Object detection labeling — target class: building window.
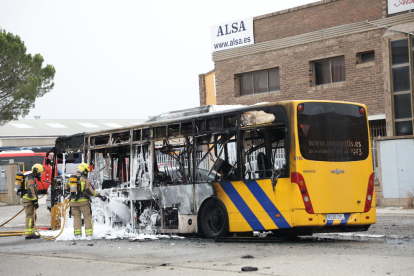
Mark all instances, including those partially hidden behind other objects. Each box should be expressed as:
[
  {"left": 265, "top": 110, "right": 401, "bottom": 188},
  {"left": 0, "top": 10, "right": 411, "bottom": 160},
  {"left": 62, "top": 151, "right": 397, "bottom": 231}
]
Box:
[
  {"left": 356, "top": 50, "right": 375, "bottom": 64},
  {"left": 390, "top": 38, "right": 413, "bottom": 136},
  {"left": 239, "top": 68, "right": 280, "bottom": 96},
  {"left": 313, "top": 56, "right": 345, "bottom": 85}
]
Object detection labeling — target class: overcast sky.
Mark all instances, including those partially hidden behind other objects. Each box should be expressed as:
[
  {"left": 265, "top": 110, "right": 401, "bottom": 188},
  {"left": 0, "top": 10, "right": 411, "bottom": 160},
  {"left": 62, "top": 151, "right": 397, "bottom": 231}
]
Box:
[{"left": 0, "top": 0, "right": 317, "bottom": 120}]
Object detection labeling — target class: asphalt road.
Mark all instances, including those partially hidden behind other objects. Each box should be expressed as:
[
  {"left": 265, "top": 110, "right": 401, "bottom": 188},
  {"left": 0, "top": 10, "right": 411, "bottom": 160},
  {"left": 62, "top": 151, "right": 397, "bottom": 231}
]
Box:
[{"left": 1, "top": 199, "right": 413, "bottom": 276}]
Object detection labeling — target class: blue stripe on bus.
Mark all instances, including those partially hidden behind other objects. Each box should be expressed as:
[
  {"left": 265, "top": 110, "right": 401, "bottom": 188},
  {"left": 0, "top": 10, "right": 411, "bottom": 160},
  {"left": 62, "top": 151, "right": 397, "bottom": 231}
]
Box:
[
  {"left": 220, "top": 182, "right": 265, "bottom": 231},
  {"left": 325, "top": 214, "right": 351, "bottom": 226},
  {"left": 244, "top": 180, "right": 291, "bottom": 229},
  {"left": 339, "top": 214, "right": 351, "bottom": 225}
]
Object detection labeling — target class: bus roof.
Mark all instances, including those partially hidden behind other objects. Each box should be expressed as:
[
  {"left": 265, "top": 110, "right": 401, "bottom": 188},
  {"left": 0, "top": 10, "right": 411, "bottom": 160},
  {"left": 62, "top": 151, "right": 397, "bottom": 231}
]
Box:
[
  {"left": 81, "top": 100, "right": 365, "bottom": 136},
  {"left": 54, "top": 100, "right": 367, "bottom": 153}
]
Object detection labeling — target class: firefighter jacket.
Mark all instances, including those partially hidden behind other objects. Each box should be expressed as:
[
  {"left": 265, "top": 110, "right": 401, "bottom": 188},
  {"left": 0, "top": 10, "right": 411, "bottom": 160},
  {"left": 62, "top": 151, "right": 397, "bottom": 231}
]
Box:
[
  {"left": 22, "top": 174, "right": 38, "bottom": 201},
  {"left": 65, "top": 174, "right": 98, "bottom": 207}
]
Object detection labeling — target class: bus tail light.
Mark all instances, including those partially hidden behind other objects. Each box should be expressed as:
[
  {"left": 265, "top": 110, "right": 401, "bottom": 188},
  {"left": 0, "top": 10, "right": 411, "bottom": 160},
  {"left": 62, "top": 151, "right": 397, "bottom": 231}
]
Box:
[
  {"left": 364, "top": 173, "right": 375, "bottom": 212},
  {"left": 291, "top": 172, "right": 314, "bottom": 214}
]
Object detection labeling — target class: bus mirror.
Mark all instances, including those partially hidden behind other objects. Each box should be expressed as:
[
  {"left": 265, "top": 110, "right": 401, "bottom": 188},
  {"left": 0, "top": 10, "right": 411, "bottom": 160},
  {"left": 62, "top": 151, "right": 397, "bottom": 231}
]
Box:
[{"left": 45, "top": 158, "right": 52, "bottom": 165}]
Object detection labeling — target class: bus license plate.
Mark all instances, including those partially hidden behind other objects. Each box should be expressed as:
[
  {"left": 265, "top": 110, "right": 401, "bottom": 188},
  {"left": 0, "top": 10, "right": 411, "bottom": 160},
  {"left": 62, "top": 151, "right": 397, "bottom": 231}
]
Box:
[{"left": 326, "top": 214, "right": 345, "bottom": 221}]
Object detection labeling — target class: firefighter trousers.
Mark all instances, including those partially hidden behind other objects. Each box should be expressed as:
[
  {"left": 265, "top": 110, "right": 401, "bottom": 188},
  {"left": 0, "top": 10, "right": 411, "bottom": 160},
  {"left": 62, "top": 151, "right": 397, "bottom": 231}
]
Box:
[
  {"left": 71, "top": 202, "right": 93, "bottom": 237},
  {"left": 22, "top": 199, "right": 35, "bottom": 237}
]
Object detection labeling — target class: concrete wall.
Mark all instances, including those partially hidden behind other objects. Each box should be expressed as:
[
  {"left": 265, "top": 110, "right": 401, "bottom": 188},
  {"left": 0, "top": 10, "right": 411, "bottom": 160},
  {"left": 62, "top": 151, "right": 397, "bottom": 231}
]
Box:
[
  {"left": 199, "top": 70, "right": 217, "bottom": 106},
  {"left": 205, "top": 71, "right": 216, "bottom": 105},
  {"left": 0, "top": 164, "right": 21, "bottom": 205}
]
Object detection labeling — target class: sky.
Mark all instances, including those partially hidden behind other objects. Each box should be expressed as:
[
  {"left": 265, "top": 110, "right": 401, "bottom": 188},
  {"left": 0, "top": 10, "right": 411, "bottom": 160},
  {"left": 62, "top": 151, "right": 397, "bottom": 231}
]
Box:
[{"left": 0, "top": 0, "right": 317, "bottom": 120}]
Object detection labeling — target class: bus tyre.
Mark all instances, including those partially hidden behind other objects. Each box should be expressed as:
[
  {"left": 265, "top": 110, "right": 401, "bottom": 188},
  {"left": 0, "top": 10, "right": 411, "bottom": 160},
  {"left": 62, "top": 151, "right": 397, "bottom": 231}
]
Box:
[{"left": 200, "top": 199, "right": 228, "bottom": 239}]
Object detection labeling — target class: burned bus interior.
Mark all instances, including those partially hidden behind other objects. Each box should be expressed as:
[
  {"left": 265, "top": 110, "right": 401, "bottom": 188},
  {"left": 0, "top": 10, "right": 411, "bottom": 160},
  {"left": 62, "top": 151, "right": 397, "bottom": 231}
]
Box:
[{"left": 52, "top": 104, "right": 290, "bottom": 233}]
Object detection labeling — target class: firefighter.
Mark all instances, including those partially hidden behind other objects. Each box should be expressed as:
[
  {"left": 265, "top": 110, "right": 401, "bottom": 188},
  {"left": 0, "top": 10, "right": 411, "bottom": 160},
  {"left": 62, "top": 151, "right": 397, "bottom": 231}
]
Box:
[
  {"left": 23, "top": 163, "right": 44, "bottom": 239},
  {"left": 65, "top": 163, "right": 106, "bottom": 239}
]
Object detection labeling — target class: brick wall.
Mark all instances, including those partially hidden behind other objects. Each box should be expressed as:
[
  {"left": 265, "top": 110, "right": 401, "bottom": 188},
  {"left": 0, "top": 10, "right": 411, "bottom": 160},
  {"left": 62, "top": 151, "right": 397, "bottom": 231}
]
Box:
[
  {"left": 214, "top": 29, "right": 385, "bottom": 116},
  {"left": 254, "top": 0, "right": 385, "bottom": 44},
  {"left": 199, "top": 74, "right": 207, "bottom": 106}
]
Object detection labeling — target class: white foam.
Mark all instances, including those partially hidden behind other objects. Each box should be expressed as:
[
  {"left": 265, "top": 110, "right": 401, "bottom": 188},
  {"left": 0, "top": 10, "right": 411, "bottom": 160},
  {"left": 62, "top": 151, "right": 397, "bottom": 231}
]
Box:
[
  {"left": 107, "top": 200, "right": 131, "bottom": 223},
  {"left": 39, "top": 197, "right": 184, "bottom": 241},
  {"left": 38, "top": 222, "right": 182, "bottom": 241}
]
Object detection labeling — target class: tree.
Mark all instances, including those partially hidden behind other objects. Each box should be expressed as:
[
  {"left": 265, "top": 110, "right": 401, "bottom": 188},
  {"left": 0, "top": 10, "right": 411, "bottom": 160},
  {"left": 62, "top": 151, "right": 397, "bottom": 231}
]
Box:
[{"left": 0, "top": 28, "right": 56, "bottom": 125}]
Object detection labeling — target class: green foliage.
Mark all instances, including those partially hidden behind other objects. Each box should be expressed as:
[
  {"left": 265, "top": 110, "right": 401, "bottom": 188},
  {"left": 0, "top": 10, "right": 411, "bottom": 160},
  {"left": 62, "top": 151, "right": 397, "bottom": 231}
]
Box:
[{"left": 0, "top": 28, "right": 55, "bottom": 125}]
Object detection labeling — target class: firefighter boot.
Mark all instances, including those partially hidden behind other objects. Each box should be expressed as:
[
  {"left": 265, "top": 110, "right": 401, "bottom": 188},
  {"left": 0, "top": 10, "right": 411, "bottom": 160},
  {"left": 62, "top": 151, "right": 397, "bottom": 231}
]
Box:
[{"left": 25, "top": 234, "right": 40, "bottom": 239}]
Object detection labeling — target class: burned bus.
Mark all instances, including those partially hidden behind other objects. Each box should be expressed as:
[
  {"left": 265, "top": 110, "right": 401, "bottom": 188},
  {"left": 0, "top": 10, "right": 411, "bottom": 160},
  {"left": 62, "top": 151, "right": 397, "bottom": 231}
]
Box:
[{"left": 51, "top": 101, "right": 375, "bottom": 238}]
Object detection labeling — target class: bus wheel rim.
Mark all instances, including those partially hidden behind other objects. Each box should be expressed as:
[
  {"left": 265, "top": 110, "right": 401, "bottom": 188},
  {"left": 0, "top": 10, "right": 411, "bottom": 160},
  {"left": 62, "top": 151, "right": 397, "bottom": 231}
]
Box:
[{"left": 207, "top": 206, "right": 224, "bottom": 233}]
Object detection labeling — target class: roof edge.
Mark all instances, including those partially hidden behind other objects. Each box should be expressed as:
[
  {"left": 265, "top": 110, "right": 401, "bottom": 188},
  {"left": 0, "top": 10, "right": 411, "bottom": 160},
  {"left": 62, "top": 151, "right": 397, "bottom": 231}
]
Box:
[{"left": 254, "top": 0, "right": 338, "bottom": 21}]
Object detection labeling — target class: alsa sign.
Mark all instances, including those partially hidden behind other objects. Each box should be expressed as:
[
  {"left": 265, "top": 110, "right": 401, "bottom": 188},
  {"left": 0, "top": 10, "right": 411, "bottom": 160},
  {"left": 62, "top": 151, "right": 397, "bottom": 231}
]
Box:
[
  {"left": 388, "top": 0, "right": 414, "bottom": 14},
  {"left": 211, "top": 17, "right": 254, "bottom": 52}
]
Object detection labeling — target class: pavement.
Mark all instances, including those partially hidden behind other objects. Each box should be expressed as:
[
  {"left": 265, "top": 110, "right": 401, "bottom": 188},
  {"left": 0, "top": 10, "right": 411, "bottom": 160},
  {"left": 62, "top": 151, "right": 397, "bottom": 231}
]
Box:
[
  {"left": 376, "top": 206, "right": 414, "bottom": 214},
  {"left": 0, "top": 194, "right": 50, "bottom": 229},
  {"left": 1, "top": 196, "right": 413, "bottom": 231}
]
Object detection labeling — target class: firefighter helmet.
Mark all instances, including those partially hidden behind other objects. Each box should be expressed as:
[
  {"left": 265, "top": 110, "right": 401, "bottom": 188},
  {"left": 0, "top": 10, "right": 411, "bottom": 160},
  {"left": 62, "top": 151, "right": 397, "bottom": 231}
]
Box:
[
  {"left": 77, "top": 163, "right": 90, "bottom": 175},
  {"left": 32, "top": 163, "right": 45, "bottom": 174}
]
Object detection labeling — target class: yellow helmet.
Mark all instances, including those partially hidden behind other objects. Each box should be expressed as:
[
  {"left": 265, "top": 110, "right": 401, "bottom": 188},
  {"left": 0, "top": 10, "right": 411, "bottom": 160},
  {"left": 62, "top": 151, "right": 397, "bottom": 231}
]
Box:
[
  {"left": 77, "top": 163, "right": 90, "bottom": 174},
  {"left": 32, "top": 163, "right": 45, "bottom": 174}
]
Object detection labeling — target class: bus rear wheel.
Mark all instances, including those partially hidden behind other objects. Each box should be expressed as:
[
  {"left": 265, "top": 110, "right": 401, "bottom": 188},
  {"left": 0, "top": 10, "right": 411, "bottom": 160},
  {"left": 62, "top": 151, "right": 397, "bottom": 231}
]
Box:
[{"left": 200, "top": 199, "right": 228, "bottom": 238}]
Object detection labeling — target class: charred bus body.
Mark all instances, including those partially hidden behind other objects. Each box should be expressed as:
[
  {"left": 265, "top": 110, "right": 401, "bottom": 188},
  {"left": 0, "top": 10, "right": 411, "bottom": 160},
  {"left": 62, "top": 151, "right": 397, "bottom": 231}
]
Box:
[{"left": 52, "top": 101, "right": 375, "bottom": 238}]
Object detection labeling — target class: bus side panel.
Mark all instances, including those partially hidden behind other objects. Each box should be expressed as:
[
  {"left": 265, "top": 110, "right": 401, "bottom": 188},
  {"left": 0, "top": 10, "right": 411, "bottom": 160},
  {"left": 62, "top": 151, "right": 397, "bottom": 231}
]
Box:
[
  {"left": 213, "top": 180, "right": 292, "bottom": 232},
  {"left": 289, "top": 177, "right": 308, "bottom": 211},
  {"left": 272, "top": 178, "right": 293, "bottom": 227},
  {"left": 360, "top": 207, "right": 376, "bottom": 225},
  {"left": 213, "top": 182, "right": 253, "bottom": 232},
  {"left": 292, "top": 210, "right": 322, "bottom": 227}
]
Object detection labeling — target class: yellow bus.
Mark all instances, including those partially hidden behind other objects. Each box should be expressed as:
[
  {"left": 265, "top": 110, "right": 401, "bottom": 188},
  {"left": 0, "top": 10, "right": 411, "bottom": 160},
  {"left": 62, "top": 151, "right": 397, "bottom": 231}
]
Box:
[{"left": 53, "top": 100, "right": 375, "bottom": 238}]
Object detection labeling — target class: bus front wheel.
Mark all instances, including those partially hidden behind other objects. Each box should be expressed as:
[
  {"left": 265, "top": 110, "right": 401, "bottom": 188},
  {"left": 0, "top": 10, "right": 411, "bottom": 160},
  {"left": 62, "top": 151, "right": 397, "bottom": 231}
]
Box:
[{"left": 200, "top": 199, "right": 228, "bottom": 238}]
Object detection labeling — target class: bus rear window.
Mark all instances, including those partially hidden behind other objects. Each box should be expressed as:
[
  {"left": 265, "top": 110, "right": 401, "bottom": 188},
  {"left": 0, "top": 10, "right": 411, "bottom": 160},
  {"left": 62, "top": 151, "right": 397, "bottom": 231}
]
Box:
[
  {"left": 0, "top": 156, "right": 45, "bottom": 171},
  {"left": 297, "top": 102, "right": 369, "bottom": 162}
]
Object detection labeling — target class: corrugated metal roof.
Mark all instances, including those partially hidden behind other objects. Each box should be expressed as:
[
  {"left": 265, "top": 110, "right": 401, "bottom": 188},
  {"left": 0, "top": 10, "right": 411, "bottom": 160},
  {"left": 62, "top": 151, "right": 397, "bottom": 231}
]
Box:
[{"left": 0, "top": 119, "right": 145, "bottom": 137}]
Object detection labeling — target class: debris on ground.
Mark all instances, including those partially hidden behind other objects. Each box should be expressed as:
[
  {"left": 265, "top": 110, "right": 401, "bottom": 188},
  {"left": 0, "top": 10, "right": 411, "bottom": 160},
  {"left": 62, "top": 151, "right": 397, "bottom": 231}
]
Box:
[{"left": 241, "top": 266, "right": 258, "bottom": 272}]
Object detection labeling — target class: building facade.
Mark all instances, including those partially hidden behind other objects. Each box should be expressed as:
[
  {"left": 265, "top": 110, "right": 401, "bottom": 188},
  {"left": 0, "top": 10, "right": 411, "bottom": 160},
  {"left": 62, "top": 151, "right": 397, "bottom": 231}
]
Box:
[{"left": 200, "top": 0, "right": 414, "bottom": 138}]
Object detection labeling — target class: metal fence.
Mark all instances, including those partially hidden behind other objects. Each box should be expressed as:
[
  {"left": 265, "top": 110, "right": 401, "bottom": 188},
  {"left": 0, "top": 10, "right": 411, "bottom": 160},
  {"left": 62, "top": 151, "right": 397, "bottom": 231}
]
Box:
[{"left": 370, "top": 120, "right": 386, "bottom": 181}]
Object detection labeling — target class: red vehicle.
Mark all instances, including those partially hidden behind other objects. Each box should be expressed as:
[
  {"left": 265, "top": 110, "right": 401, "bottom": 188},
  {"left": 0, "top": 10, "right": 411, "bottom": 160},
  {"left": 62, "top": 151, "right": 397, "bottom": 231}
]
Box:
[{"left": 0, "top": 150, "right": 54, "bottom": 191}]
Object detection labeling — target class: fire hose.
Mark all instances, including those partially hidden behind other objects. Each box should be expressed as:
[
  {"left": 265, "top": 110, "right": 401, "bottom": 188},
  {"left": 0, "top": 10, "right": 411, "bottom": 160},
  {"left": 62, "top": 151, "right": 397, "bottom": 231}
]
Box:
[
  {"left": 0, "top": 200, "right": 69, "bottom": 239},
  {"left": 34, "top": 200, "right": 70, "bottom": 240},
  {"left": 0, "top": 208, "right": 25, "bottom": 237}
]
